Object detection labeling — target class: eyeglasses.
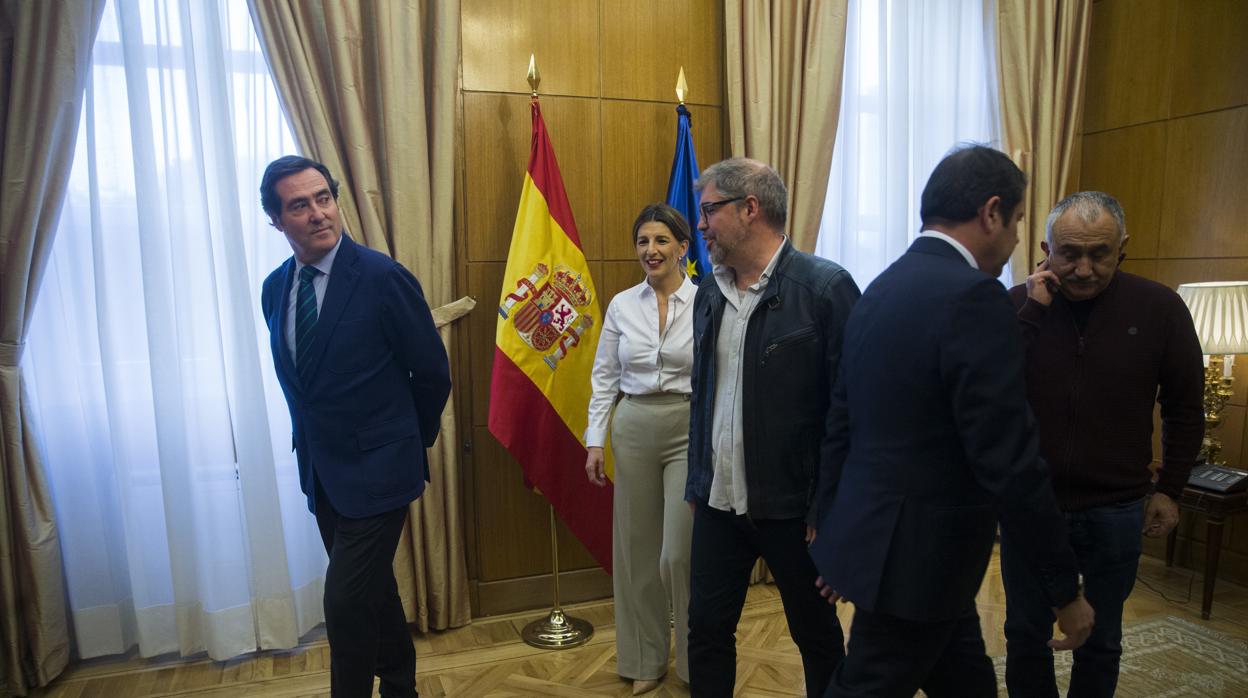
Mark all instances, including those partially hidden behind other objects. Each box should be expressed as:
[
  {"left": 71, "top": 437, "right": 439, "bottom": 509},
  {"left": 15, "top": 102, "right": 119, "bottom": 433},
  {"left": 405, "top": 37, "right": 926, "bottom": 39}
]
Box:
[{"left": 699, "top": 196, "right": 745, "bottom": 220}]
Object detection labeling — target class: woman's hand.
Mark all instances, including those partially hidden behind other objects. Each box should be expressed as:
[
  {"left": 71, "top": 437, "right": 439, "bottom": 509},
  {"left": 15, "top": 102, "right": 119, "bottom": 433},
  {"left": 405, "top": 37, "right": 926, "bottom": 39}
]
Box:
[{"left": 585, "top": 447, "right": 607, "bottom": 486}]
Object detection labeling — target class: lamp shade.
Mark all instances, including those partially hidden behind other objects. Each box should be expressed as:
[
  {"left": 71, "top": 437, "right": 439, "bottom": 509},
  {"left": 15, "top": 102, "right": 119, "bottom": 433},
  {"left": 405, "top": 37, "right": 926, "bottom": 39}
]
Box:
[{"left": 1178, "top": 281, "right": 1248, "bottom": 354}]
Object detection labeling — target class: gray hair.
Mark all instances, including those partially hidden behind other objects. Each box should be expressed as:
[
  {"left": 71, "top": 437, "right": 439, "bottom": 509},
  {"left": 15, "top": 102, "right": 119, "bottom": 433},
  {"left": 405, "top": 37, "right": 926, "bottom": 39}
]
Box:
[
  {"left": 1045, "top": 191, "right": 1126, "bottom": 242},
  {"left": 696, "top": 157, "right": 788, "bottom": 228}
]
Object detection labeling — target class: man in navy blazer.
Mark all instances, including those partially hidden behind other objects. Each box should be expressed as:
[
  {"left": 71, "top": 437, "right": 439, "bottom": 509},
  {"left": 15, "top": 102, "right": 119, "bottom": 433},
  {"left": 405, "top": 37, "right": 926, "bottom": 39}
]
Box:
[
  {"left": 810, "top": 146, "right": 1094, "bottom": 697},
  {"left": 259, "top": 155, "right": 450, "bottom": 698}
]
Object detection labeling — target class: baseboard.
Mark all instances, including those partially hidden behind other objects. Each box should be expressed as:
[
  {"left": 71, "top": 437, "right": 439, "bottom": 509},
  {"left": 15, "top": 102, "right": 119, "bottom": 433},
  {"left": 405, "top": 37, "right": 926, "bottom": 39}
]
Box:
[{"left": 471, "top": 568, "right": 613, "bottom": 618}]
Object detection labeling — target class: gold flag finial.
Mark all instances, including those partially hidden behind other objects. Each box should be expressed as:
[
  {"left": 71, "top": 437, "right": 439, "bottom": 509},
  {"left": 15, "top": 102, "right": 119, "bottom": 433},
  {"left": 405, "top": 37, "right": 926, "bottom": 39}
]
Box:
[
  {"left": 675, "top": 66, "right": 688, "bottom": 104},
  {"left": 527, "top": 54, "right": 541, "bottom": 96}
]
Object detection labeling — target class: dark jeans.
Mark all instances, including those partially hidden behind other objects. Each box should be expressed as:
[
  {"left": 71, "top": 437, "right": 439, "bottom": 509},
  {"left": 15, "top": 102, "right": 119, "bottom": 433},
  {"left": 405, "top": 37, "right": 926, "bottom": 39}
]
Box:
[
  {"left": 1001, "top": 496, "right": 1146, "bottom": 698},
  {"left": 824, "top": 604, "right": 996, "bottom": 698},
  {"left": 315, "top": 480, "right": 416, "bottom": 698},
  {"left": 688, "top": 504, "right": 844, "bottom": 697}
]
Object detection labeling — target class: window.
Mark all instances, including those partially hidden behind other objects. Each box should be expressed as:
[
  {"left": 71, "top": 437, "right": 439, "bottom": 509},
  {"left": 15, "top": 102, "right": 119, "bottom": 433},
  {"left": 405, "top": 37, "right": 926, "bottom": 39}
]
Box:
[
  {"left": 816, "top": 0, "right": 1004, "bottom": 288},
  {"left": 27, "top": 0, "right": 322, "bottom": 660}
]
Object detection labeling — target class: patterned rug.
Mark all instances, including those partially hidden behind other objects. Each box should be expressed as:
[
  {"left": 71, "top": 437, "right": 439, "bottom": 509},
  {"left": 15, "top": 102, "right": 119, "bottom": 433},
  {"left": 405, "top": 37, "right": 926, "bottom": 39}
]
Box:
[{"left": 992, "top": 616, "right": 1248, "bottom": 697}]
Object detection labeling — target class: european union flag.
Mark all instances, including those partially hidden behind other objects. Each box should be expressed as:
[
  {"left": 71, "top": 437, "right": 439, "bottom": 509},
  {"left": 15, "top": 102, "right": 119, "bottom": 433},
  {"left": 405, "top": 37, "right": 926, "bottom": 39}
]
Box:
[{"left": 665, "top": 104, "right": 709, "bottom": 283}]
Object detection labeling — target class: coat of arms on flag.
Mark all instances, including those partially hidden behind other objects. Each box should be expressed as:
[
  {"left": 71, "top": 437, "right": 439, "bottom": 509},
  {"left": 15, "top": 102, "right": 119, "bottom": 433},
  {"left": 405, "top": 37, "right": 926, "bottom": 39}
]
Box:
[{"left": 499, "top": 263, "right": 595, "bottom": 369}]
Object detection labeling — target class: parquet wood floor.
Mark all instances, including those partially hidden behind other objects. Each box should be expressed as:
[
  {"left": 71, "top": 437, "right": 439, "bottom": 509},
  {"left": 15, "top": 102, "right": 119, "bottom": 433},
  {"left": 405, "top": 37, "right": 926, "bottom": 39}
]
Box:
[{"left": 29, "top": 549, "right": 1248, "bottom": 697}]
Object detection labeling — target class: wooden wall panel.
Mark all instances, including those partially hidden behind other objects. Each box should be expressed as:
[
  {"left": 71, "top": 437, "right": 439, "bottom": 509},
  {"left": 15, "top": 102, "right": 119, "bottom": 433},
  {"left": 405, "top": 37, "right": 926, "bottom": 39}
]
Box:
[
  {"left": 1151, "top": 259, "right": 1248, "bottom": 292},
  {"left": 1078, "top": 122, "right": 1166, "bottom": 259},
  {"left": 1117, "top": 258, "right": 1157, "bottom": 280},
  {"left": 1169, "top": 0, "right": 1248, "bottom": 118},
  {"left": 600, "top": 101, "right": 725, "bottom": 260},
  {"left": 601, "top": 0, "right": 724, "bottom": 105},
  {"left": 1082, "top": 0, "right": 1175, "bottom": 133},
  {"left": 466, "top": 262, "right": 504, "bottom": 428},
  {"left": 1218, "top": 405, "right": 1245, "bottom": 472},
  {"left": 600, "top": 260, "right": 646, "bottom": 305},
  {"left": 1156, "top": 108, "right": 1248, "bottom": 259},
  {"left": 470, "top": 426, "right": 598, "bottom": 582},
  {"left": 461, "top": 0, "right": 600, "bottom": 96},
  {"left": 463, "top": 93, "right": 604, "bottom": 263},
  {"left": 471, "top": 425, "right": 555, "bottom": 580}
]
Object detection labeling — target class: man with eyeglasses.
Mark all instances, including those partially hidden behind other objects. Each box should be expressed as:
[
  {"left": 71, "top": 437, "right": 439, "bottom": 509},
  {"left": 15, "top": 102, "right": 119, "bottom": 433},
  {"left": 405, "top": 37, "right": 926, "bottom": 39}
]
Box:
[
  {"left": 684, "top": 157, "right": 860, "bottom": 697},
  {"left": 1001, "top": 191, "right": 1203, "bottom": 698}
]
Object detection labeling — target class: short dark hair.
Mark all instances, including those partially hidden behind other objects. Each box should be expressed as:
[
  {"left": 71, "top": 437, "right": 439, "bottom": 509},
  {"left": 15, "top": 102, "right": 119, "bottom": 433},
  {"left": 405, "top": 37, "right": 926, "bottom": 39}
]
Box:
[
  {"left": 919, "top": 145, "right": 1026, "bottom": 228},
  {"left": 260, "top": 155, "right": 340, "bottom": 219},
  {"left": 631, "top": 203, "right": 692, "bottom": 245}
]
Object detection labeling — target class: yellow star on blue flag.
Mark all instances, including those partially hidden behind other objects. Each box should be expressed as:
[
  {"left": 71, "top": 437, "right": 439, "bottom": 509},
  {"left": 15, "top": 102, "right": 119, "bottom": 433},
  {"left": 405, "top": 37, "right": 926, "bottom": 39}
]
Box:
[{"left": 665, "top": 104, "right": 709, "bottom": 283}]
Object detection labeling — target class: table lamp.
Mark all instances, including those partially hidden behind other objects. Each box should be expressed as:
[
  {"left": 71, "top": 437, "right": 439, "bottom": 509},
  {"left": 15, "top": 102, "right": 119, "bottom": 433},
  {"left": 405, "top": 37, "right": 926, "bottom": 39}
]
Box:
[{"left": 1178, "top": 281, "right": 1248, "bottom": 466}]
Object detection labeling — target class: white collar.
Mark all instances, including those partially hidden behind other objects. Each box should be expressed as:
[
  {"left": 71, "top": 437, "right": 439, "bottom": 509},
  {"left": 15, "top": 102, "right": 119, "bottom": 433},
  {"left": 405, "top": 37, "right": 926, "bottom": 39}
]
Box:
[
  {"left": 918, "top": 230, "right": 977, "bottom": 269},
  {"left": 294, "top": 233, "right": 344, "bottom": 277}
]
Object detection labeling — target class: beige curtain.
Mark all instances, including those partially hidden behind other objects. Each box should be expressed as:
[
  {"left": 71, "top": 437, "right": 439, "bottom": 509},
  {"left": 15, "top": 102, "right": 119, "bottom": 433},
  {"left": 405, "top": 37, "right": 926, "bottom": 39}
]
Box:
[
  {"left": 996, "top": 0, "right": 1093, "bottom": 284},
  {"left": 0, "top": 0, "right": 105, "bottom": 694},
  {"left": 724, "top": 0, "right": 850, "bottom": 252},
  {"left": 247, "top": 0, "right": 471, "bottom": 631}
]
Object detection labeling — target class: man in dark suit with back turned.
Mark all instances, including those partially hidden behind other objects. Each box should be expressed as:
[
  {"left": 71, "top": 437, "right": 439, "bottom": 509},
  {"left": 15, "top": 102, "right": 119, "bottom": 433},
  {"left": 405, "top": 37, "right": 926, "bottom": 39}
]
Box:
[
  {"left": 810, "top": 145, "right": 1094, "bottom": 697},
  {"left": 259, "top": 155, "right": 451, "bottom": 698}
]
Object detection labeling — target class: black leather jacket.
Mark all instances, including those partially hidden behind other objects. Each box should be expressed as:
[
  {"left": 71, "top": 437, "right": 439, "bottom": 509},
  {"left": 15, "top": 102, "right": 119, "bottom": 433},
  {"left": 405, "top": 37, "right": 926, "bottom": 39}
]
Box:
[{"left": 685, "top": 243, "right": 860, "bottom": 520}]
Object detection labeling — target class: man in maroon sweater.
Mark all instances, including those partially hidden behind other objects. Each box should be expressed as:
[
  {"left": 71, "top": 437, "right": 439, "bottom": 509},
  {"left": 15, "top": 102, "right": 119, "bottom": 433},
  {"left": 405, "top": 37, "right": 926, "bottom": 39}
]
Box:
[{"left": 1003, "top": 191, "right": 1205, "bottom": 697}]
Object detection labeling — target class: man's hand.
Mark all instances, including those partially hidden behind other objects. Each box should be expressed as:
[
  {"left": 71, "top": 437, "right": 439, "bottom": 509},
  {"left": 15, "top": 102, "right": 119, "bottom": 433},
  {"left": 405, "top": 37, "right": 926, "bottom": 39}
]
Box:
[
  {"left": 1026, "top": 258, "right": 1061, "bottom": 306},
  {"left": 805, "top": 525, "right": 817, "bottom": 544},
  {"left": 1143, "top": 492, "right": 1180, "bottom": 538},
  {"left": 584, "top": 447, "right": 607, "bottom": 487},
  {"left": 1049, "top": 594, "right": 1095, "bottom": 650},
  {"left": 815, "top": 576, "right": 842, "bottom": 606}
]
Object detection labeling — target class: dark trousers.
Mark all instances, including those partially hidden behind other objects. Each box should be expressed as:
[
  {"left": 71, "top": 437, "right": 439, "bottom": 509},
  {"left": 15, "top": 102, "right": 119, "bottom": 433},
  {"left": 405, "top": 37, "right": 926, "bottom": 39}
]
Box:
[
  {"left": 687, "top": 504, "right": 844, "bottom": 697},
  {"left": 1001, "top": 496, "right": 1146, "bottom": 698},
  {"left": 824, "top": 604, "right": 996, "bottom": 697},
  {"left": 314, "top": 480, "right": 416, "bottom": 698}
]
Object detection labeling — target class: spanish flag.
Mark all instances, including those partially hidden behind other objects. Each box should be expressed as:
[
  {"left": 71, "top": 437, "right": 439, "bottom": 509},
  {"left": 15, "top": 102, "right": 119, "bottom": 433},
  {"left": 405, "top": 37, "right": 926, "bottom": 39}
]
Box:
[{"left": 488, "top": 98, "right": 612, "bottom": 572}]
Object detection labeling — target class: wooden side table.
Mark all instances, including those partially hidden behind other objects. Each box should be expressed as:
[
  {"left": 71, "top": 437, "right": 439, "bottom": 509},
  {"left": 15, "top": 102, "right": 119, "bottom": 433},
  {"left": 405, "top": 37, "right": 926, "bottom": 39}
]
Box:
[{"left": 1164, "top": 487, "right": 1248, "bottom": 619}]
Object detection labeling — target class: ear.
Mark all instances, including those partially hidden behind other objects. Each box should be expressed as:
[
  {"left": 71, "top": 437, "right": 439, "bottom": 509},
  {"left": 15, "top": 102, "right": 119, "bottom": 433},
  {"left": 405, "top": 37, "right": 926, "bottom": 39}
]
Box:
[
  {"left": 269, "top": 215, "right": 284, "bottom": 232},
  {"left": 743, "top": 195, "right": 761, "bottom": 221},
  {"left": 1040, "top": 239, "right": 1051, "bottom": 257},
  {"left": 679, "top": 239, "right": 690, "bottom": 257},
  {"left": 979, "top": 196, "right": 1003, "bottom": 229}
]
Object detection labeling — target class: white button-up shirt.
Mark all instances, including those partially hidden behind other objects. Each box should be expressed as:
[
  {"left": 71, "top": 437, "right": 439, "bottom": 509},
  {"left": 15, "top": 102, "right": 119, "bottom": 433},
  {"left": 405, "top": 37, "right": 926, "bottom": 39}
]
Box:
[
  {"left": 584, "top": 276, "right": 697, "bottom": 447},
  {"left": 707, "top": 238, "right": 787, "bottom": 514}
]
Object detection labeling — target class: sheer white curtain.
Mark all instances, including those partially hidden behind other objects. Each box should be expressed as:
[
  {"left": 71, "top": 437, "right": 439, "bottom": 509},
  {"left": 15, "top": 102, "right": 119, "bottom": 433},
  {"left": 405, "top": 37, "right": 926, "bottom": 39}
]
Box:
[
  {"left": 25, "top": 0, "right": 326, "bottom": 661},
  {"left": 816, "top": 0, "right": 1003, "bottom": 288}
]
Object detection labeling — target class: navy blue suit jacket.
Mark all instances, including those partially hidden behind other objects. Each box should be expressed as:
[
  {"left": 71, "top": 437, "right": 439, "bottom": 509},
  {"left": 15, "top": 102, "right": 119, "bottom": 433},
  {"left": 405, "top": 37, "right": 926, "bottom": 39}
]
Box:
[
  {"left": 261, "top": 235, "right": 451, "bottom": 518},
  {"left": 810, "top": 236, "right": 1078, "bottom": 622}
]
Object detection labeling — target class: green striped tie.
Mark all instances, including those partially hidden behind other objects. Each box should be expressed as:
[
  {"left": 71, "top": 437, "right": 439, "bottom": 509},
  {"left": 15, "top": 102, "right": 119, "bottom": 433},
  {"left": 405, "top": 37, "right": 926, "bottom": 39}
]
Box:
[{"left": 295, "top": 265, "right": 320, "bottom": 383}]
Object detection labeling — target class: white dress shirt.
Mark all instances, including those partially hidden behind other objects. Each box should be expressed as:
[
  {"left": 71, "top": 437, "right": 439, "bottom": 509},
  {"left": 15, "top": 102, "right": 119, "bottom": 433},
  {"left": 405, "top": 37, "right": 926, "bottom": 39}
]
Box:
[
  {"left": 585, "top": 276, "right": 697, "bottom": 447},
  {"left": 918, "top": 230, "right": 978, "bottom": 269},
  {"left": 707, "top": 238, "right": 787, "bottom": 514},
  {"left": 284, "top": 234, "right": 343, "bottom": 361}
]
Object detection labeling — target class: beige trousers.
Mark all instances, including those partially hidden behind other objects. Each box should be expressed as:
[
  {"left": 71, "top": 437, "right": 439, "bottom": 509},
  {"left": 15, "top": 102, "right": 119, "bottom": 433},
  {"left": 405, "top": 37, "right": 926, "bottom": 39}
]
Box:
[{"left": 610, "top": 392, "right": 693, "bottom": 682}]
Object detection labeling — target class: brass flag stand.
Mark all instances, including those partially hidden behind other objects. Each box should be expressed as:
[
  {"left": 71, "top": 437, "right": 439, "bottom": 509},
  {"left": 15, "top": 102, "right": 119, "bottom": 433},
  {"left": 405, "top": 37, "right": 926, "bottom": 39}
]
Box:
[
  {"left": 519, "top": 55, "right": 592, "bottom": 650},
  {"left": 521, "top": 504, "right": 594, "bottom": 649}
]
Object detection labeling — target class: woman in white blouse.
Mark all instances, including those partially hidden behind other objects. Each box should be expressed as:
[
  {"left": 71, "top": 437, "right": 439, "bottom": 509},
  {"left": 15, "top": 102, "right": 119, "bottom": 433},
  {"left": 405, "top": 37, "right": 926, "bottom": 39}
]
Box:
[{"left": 585, "top": 203, "right": 696, "bottom": 695}]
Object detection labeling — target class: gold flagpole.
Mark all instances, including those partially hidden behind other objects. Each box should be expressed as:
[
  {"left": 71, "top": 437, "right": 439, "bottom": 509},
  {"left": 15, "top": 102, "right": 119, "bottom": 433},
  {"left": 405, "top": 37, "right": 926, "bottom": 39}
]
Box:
[
  {"left": 518, "top": 53, "right": 593, "bottom": 651},
  {"left": 522, "top": 504, "right": 593, "bottom": 648}
]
